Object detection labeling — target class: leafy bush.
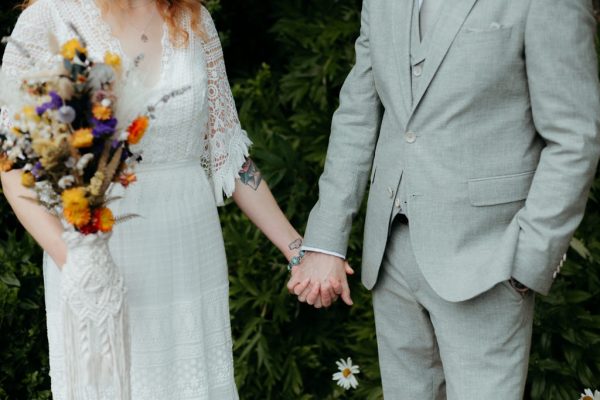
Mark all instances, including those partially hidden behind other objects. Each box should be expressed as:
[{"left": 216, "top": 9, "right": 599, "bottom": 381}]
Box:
[{"left": 0, "top": 1, "right": 599, "bottom": 399}]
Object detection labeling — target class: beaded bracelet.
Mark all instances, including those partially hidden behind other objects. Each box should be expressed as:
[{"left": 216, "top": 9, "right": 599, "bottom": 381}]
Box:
[{"left": 287, "top": 250, "right": 306, "bottom": 272}]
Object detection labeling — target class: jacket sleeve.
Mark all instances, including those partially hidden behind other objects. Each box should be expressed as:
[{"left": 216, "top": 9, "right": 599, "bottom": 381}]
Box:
[
  {"left": 303, "top": 0, "right": 383, "bottom": 257},
  {"left": 512, "top": 0, "right": 600, "bottom": 294}
]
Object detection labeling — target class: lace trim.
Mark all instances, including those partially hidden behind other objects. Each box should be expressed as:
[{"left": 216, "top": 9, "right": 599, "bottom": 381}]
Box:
[
  {"left": 199, "top": 7, "right": 252, "bottom": 206},
  {"left": 79, "top": 0, "right": 172, "bottom": 83}
]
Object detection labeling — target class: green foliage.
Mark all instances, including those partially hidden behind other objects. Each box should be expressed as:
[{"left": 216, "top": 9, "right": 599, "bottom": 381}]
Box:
[
  {"left": 0, "top": 189, "right": 50, "bottom": 400},
  {"left": 0, "top": 0, "right": 599, "bottom": 399}
]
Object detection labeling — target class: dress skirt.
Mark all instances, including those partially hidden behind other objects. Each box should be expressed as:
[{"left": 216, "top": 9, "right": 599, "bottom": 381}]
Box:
[{"left": 43, "top": 159, "right": 239, "bottom": 400}]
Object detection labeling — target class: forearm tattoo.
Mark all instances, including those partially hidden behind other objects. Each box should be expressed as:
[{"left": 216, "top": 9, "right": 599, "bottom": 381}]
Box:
[
  {"left": 288, "top": 238, "right": 303, "bottom": 251},
  {"left": 239, "top": 158, "right": 262, "bottom": 190}
]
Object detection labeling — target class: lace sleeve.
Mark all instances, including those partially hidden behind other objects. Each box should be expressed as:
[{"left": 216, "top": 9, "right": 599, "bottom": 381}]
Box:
[
  {"left": 1, "top": 0, "right": 56, "bottom": 131},
  {"left": 200, "top": 7, "right": 252, "bottom": 206},
  {"left": 2, "top": 0, "right": 56, "bottom": 78}
]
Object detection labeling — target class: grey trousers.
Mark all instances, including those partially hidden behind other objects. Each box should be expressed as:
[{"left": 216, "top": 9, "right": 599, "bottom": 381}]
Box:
[{"left": 372, "top": 219, "right": 535, "bottom": 399}]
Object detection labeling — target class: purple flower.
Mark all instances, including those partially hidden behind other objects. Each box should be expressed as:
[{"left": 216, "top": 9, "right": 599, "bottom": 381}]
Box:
[
  {"left": 31, "top": 161, "right": 43, "bottom": 179},
  {"left": 36, "top": 91, "right": 63, "bottom": 116},
  {"left": 92, "top": 117, "right": 117, "bottom": 137}
]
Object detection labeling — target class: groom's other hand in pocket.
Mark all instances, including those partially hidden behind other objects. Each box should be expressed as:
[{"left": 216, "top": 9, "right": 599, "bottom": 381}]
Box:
[{"left": 287, "top": 252, "right": 354, "bottom": 308}]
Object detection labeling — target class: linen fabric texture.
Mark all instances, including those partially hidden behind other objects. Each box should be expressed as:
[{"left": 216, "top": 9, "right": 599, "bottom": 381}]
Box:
[{"left": 373, "top": 221, "right": 535, "bottom": 399}]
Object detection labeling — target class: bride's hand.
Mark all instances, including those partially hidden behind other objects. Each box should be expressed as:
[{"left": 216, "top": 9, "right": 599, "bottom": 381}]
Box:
[{"left": 287, "top": 252, "right": 354, "bottom": 308}]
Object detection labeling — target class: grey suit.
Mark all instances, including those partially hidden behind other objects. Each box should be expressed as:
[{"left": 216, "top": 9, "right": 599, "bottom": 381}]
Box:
[{"left": 303, "top": 0, "right": 600, "bottom": 397}]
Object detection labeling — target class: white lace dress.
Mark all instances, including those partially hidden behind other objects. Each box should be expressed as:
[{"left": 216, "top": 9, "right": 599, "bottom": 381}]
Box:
[{"left": 1, "top": 1, "right": 251, "bottom": 398}]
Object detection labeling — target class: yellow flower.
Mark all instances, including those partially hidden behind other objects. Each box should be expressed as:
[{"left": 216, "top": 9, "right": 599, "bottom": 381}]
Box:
[
  {"left": 21, "top": 172, "right": 35, "bottom": 188},
  {"left": 61, "top": 187, "right": 88, "bottom": 209},
  {"left": 61, "top": 38, "right": 86, "bottom": 60},
  {"left": 92, "top": 104, "right": 112, "bottom": 120},
  {"left": 61, "top": 187, "right": 91, "bottom": 228},
  {"left": 104, "top": 52, "right": 121, "bottom": 69},
  {"left": 21, "top": 105, "right": 39, "bottom": 121},
  {"left": 127, "top": 116, "right": 149, "bottom": 145},
  {"left": 71, "top": 128, "right": 94, "bottom": 148},
  {"left": 94, "top": 207, "right": 115, "bottom": 233}
]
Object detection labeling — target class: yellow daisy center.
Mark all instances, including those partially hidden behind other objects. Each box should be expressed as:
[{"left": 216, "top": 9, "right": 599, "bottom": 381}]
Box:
[
  {"left": 583, "top": 396, "right": 593, "bottom": 400},
  {"left": 342, "top": 368, "right": 352, "bottom": 378}
]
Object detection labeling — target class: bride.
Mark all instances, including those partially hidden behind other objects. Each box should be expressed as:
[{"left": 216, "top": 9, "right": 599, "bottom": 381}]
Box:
[{"left": 1, "top": 0, "right": 307, "bottom": 398}]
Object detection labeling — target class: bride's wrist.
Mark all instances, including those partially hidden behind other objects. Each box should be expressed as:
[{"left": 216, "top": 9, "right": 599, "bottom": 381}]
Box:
[{"left": 283, "top": 237, "right": 303, "bottom": 263}]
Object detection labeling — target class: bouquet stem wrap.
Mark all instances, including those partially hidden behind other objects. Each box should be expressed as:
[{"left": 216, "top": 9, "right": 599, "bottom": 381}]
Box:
[{"left": 60, "top": 230, "right": 131, "bottom": 400}]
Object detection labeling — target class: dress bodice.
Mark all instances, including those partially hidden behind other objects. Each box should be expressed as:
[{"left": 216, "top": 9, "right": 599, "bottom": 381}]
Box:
[{"left": 1, "top": 0, "right": 251, "bottom": 205}]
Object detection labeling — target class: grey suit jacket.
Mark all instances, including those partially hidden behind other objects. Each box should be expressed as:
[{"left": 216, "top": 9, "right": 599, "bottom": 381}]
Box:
[{"left": 303, "top": 0, "right": 600, "bottom": 302}]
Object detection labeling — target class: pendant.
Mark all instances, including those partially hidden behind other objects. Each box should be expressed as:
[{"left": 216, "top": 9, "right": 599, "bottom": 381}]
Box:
[{"left": 141, "top": 33, "right": 149, "bottom": 43}]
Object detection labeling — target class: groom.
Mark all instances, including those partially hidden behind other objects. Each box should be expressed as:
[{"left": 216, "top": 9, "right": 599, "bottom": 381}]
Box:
[{"left": 288, "top": 0, "right": 600, "bottom": 397}]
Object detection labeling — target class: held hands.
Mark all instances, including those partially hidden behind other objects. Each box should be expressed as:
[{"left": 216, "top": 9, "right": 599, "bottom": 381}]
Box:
[{"left": 286, "top": 252, "right": 354, "bottom": 309}]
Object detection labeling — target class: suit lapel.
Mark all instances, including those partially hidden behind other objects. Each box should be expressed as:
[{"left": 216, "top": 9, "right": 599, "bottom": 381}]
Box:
[
  {"left": 391, "top": 0, "right": 413, "bottom": 122},
  {"left": 410, "top": 0, "right": 479, "bottom": 114}
]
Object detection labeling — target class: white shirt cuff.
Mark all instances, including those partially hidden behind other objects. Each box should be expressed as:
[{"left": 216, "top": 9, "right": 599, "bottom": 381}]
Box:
[{"left": 301, "top": 246, "right": 346, "bottom": 260}]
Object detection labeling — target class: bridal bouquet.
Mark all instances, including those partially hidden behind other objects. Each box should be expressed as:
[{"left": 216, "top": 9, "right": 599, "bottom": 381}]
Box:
[
  {"left": 1, "top": 37, "right": 152, "bottom": 230},
  {"left": 0, "top": 29, "right": 187, "bottom": 400}
]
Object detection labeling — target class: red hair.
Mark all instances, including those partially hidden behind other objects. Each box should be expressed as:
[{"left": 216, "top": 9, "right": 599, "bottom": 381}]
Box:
[{"left": 21, "top": 0, "right": 206, "bottom": 45}]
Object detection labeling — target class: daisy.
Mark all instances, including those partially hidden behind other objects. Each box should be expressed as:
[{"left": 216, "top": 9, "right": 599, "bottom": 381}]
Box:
[
  {"left": 580, "top": 389, "right": 600, "bottom": 400},
  {"left": 332, "top": 357, "right": 360, "bottom": 390}
]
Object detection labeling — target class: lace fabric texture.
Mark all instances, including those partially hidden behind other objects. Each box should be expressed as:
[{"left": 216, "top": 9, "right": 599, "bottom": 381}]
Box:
[
  {"left": 2, "top": 1, "right": 246, "bottom": 398},
  {"left": 60, "top": 231, "right": 130, "bottom": 400}
]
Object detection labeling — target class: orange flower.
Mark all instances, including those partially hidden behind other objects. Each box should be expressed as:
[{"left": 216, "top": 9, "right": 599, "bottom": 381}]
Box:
[
  {"left": 21, "top": 172, "right": 35, "bottom": 188},
  {"left": 127, "top": 116, "right": 149, "bottom": 145},
  {"left": 92, "top": 104, "right": 112, "bottom": 120},
  {"left": 0, "top": 154, "right": 13, "bottom": 172},
  {"left": 93, "top": 207, "right": 115, "bottom": 233},
  {"left": 61, "top": 38, "right": 86, "bottom": 60},
  {"left": 71, "top": 128, "right": 94, "bottom": 148},
  {"left": 119, "top": 172, "right": 137, "bottom": 188},
  {"left": 64, "top": 206, "right": 91, "bottom": 228}
]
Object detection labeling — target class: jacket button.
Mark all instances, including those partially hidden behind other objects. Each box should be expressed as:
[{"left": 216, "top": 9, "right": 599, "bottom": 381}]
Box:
[
  {"left": 387, "top": 187, "right": 394, "bottom": 198},
  {"left": 405, "top": 131, "right": 417, "bottom": 143},
  {"left": 412, "top": 64, "right": 423, "bottom": 77}
]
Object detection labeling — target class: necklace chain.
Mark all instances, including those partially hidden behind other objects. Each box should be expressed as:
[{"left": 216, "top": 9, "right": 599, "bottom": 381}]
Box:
[{"left": 122, "top": 7, "right": 158, "bottom": 43}]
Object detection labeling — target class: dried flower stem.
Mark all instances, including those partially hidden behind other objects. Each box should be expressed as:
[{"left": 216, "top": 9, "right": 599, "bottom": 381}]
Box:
[{"left": 100, "top": 146, "right": 123, "bottom": 194}]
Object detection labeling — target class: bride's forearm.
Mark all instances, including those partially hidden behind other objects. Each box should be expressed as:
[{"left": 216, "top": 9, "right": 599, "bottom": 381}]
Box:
[
  {"left": 1, "top": 170, "right": 66, "bottom": 268},
  {"left": 231, "top": 159, "right": 302, "bottom": 262}
]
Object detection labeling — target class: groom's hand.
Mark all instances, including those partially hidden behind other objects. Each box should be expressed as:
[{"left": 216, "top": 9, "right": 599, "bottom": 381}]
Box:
[{"left": 287, "top": 252, "right": 354, "bottom": 308}]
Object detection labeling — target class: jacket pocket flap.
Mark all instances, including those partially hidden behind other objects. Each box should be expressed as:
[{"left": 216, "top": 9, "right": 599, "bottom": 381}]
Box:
[{"left": 468, "top": 170, "right": 535, "bottom": 206}]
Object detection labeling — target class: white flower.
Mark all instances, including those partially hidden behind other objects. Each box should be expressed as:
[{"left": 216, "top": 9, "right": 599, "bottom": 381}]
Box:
[
  {"left": 118, "top": 130, "right": 129, "bottom": 141},
  {"left": 58, "top": 175, "right": 75, "bottom": 189},
  {"left": 76, "top": 153, "right": 94, "bottom": 172},
  {"left": 34, "top": 181, "right": 60, "bottom": 208},
  {"left": 332, "top": 357, "right": 360, "bottom": 390},
  {"left": 580, "top": 389, "right": 600, "bottom": 400}
]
